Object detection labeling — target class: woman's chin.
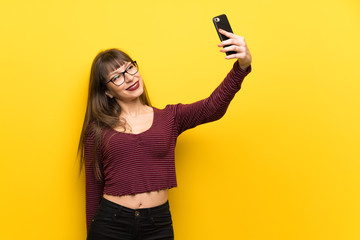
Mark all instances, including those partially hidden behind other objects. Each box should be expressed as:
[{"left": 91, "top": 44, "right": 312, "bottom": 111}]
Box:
[{"left": 122, "top": 88, "right": 144, "bottom": 103}]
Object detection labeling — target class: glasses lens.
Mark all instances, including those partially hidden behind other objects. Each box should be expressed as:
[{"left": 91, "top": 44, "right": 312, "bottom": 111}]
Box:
[
  {"left": 112, "top": 74, "right": 125, "bottom": 86},
  {"left": 127, "top": 62, "right": 138, "bottom": 75}
]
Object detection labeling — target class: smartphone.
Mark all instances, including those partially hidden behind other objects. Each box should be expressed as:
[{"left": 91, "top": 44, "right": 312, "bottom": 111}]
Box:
[{"left": 213, "top": 14, "right": 236, "bottom": 56}]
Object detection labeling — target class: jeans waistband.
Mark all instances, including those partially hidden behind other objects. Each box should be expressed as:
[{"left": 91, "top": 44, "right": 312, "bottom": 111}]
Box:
[{"left": 100, "top": 196, "right": 170, "bottom": 215}]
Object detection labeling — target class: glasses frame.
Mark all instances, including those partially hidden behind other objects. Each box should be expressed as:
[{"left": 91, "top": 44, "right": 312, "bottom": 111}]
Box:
[{"left": 104, "top": 61, "right": 139, "bottom": 87}]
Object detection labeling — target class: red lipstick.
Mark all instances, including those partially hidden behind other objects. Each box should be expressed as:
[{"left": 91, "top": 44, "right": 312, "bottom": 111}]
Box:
[{"left": 126, "top": 81, "right": 139, "bottom": 91}]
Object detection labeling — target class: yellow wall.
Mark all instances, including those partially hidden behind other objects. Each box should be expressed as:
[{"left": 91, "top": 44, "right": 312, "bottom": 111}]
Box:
[{"left": 1, "top": 0, "right": 359, "bottom": 239}]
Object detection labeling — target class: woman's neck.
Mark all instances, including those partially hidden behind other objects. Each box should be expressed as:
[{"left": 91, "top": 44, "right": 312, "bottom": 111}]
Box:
[{"left": 117, "top": 98, "right": 149, "bottom": 118}]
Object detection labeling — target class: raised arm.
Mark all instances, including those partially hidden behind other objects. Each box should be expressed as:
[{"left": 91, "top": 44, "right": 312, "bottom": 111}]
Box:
[{"left": 173, "top": 30, "right": 252, "bottom": 134}]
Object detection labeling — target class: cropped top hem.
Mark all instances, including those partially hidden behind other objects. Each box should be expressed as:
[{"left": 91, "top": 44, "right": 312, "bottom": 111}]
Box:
[{"left": 103, "top": 185, "right": 177, "bottom": 197}]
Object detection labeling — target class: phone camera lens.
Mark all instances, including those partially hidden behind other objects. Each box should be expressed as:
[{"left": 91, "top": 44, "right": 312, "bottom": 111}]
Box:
[{"left": 215, "top": 18, "right": 220, "bottom": 22}]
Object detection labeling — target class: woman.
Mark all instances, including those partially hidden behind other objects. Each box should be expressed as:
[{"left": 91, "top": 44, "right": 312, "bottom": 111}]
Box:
[{"left": 78, "top": 29, "right": 252, "bottom": 240}]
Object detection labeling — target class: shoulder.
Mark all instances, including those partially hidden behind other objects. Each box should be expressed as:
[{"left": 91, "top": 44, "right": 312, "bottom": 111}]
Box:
[
  {"left": 84, "top": 121, "right": 112, "bottom": 142},
  {"left": 153, "top": 104, "right": 184, "bottom": 116},
  {"left": 84, "top": 122, "right": 96, "bottom": 138}
]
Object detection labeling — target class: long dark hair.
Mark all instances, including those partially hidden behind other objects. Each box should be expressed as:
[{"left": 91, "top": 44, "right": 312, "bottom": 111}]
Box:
[{"left": 77, "top": 48, "right": 151, "bottom": 180}]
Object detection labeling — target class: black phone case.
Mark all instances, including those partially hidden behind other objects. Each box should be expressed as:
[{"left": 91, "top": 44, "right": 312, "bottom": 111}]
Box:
[{"left": 213, "top": 14, "right": 237, "bottom": 56}]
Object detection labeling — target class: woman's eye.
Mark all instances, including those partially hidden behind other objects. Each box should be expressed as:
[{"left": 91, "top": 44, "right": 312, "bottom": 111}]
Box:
[
  {"left": 111, "top": 75, "right": 120, "bottom": 81},
  {"left": 128, "top": 65, "right": 133, "bottom": 70}
]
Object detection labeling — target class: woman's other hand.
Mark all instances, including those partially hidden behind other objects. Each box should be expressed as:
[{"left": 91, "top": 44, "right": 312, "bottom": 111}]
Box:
[{"left": 217, "top": 29, "right": 252, "bottom": 70}]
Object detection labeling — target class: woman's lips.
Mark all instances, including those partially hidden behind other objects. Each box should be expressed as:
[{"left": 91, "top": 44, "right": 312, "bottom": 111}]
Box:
[{"left": 126, "top": 81, "right": 139, "bottom": 91}]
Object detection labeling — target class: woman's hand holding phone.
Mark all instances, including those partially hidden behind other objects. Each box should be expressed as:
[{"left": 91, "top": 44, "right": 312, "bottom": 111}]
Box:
[{"left": 217, "top": 29, "right": 252, "bottom": 70}]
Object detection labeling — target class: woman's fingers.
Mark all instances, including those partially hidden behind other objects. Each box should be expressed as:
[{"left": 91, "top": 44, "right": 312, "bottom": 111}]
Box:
[
  {"left": 225, "top": 52, "right": 246, "bottom": 60},
  {"left": 217, "top": 28, "right": 252, "bottom": 68},
  {"left": 218, "top": 38, "right": 245, "bottom": 48},
  {"left": 220, "top": 45, "right": 246, "bottom": 54},
  {"left": 218, "top": 28, "right": 235, "bottom": 38},
  {"left": 219, "top": 38, "right": 246, "bottom": 47}
]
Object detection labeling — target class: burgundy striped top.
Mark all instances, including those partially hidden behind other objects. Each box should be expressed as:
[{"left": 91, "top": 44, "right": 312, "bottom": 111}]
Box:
[{"left": 84, "top": 61, "right": 251, "bottom": 231}]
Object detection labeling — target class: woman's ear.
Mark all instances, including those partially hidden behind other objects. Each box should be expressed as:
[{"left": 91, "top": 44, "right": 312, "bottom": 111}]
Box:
[{"left": 105, "top": 90, "right": 114, "bottom": 99}]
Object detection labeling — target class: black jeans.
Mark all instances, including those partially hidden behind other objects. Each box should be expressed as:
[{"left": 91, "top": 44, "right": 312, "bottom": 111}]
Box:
[{"left": 87, "top": 197, "right": 174, "bottom": 240}]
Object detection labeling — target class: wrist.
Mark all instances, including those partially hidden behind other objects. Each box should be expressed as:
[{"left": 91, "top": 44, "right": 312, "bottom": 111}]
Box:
[
  {"left": 239, "top": 63, "right": 250, "bottom": 71},
  {"left": 237, "top": 59, "right": 250, "bottom": 70}
]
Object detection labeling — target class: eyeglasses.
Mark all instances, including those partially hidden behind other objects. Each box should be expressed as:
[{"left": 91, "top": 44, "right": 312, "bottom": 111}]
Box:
[{"left": 105, "top": 61, "right": 139, "bottom": 87}]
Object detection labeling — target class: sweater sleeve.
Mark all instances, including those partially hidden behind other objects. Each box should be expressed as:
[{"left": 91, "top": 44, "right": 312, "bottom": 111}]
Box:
[
  {"left": 84, "top": 129, "right": 104, "bottom": 233},
  {"left": 174, "top": 61, "right": 251, "bottom": 135}
]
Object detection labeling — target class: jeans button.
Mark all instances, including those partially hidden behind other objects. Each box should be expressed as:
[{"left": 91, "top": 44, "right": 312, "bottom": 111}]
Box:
[{"left": 135, "top": 211, "right": 140, "bottom": 217}]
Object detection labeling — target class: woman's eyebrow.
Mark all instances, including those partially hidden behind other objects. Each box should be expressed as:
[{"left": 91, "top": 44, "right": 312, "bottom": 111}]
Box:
[
  {"left": 109, "top": 70, "right": 119, "bottom": 77},
  {"left": 109, "top": 63, "right": 130, "bottom": 76},
  {"left": 108, "top": 68, "right": 122, "bottom": 79}
]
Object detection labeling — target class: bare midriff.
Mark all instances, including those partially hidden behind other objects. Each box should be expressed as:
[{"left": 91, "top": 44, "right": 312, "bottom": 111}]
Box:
[{"left": 103, "top": 189, "right": 168, "bottom": 209}]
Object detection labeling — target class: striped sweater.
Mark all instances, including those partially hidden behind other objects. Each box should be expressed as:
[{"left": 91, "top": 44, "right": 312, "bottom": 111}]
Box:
[{"left": 84, "top": 61, "right": 251, "bottom": 231}]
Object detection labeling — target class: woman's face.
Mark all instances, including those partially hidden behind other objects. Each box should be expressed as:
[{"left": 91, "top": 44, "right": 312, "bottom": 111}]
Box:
[{"left": 104, "top": 61, "right": 144, "bottom": 103}]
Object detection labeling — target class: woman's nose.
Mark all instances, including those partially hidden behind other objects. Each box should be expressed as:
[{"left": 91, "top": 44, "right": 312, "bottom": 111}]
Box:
[{"left": 124, "top": 73, "right": 135, "bottom": 82}]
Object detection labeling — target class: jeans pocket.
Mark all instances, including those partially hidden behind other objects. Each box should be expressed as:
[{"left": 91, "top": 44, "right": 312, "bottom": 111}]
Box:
[
  {"left": 92, "top": 205, "right": 118, "bottom": 225},
  {"left": 152, "top": 213, "right": 173, "bottom": 227},
  {"left": 151, "top": 214, "right": 174, "bottom": 238}
]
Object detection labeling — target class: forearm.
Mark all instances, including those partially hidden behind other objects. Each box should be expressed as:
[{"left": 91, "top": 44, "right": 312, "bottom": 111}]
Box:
[{"left": 175, "top": 61, "right": 251, "bottom": 134}]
